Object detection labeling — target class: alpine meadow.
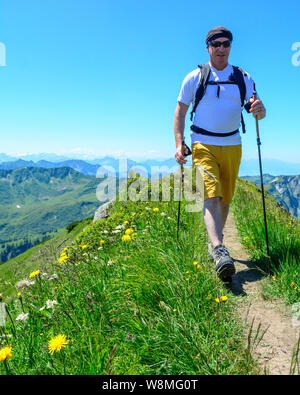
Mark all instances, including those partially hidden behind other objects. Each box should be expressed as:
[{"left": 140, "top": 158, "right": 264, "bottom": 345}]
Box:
[{"left": 0, "top": 173, "right": 299, "bottom": 375}]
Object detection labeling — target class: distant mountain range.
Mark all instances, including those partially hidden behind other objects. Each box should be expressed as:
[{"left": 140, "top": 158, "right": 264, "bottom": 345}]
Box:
[
  {"left": 241, "top": 175, "right": 300, "bottom": 218},
  {"left": 1, "top": 153, "right": 300, "bottom": 176},
  {"left": 0, "top": 156, "right": 182, "bottom": 177}
]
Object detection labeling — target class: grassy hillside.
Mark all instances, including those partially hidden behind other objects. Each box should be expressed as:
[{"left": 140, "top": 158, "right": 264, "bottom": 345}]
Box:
[
  {"left": 0, "top": 175, "right": 260, "bottom": 375},
  {"left": 241, "top": 175, "right": 300, "bottom": 218},
  {"left": 0, "top": 175, "right": 298, "bottom": 375},
  {"left": 0, "top": 218, "right": 91, "bottom": 299},
  {"left": 0, "top": 166, "right": 107, "bottom": 262},
  {"left": 232, "top": 178, "right": 299, "bottom": 304}
]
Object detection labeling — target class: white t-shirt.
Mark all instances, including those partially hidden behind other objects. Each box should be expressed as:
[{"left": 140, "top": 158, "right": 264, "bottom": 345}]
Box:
[{"left": 177, "top": 63, "right": 254, "bottom": 146}]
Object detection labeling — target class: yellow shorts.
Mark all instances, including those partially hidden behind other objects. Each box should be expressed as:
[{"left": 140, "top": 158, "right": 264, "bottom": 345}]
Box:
[{"left": 192, "top": 142, "right": 242, "bottom": 204}]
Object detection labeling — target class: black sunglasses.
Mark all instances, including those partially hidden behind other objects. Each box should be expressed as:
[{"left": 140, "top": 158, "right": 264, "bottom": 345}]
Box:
[{"left": 210, "top": 40, "right": 231, "bottom": 48}]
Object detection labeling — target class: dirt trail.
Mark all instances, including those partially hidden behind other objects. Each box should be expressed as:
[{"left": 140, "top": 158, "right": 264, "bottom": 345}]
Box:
[{"left": 223, "top": 212, "right": 300, "bottom": 375}]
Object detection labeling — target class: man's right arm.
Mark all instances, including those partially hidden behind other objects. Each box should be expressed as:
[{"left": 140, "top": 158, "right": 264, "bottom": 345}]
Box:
[{"left": 174, "top": 101, "right": 189, "bottom": 164}]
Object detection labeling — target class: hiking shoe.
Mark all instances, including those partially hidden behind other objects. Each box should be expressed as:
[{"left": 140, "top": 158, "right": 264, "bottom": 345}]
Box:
[
  {"left": 212, "top": 245, "right": 235, "bottom": 282},
  {"left": 208, "top": 234, "right": 224, "bottom": 259}
]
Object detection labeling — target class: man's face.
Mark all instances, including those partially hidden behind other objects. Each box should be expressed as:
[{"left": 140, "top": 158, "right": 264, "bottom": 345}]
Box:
[{"left": 207, "top": 37, "right": 231, "bottom": 66}]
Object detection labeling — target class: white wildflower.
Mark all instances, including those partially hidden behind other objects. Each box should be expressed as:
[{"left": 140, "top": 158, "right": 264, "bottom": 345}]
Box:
[
  {"left": 16, "top": 312, "right": 29, "bottom": 321},
  {"left": 15, "top": 279, "right": 35, "bottom": 289},
  {"left": 48, "top": 274, "right": 58, "bottom": 281},
  {"left": 45, "top": 300, "right": 58, "bottom": 309}
]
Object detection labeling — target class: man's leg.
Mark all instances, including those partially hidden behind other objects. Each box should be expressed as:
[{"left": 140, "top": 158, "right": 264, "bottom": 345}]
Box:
[
  {"left": 203, "top": 197, "right": 223, "bottom": 248},
  {"left": 219, "top": 200, "right": 229, "bottom": 233},
  {"left": 204, "top": 196, "right": 235, "bottom": 281},
  {"left": 193, "top": 143, "right": 240, "bottom": 282},
  {"left": 203, "top": 197, "right": 230, "bottom": 247},
  {"left": 204, "top": 197, "right": 230, "bottom": 247}
]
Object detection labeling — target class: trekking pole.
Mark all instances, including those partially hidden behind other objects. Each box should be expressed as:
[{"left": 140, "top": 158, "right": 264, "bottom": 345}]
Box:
[
  {"left": 176, "top": 143, "right": 185, "bottom": 240},
  {"left": 253, "top": 83, "right": 270, "bottom": 263}
]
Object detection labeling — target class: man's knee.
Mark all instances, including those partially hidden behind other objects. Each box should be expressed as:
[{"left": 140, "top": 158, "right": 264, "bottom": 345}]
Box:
[
  {"left": 204, "top": 196, "right": 221, "bottom": 206},
  {"left": 220, "top": 200, "right": 230, "bottom": 210},
  {"left": 203, "top": 196, "right": 221, "bottom": 212}
]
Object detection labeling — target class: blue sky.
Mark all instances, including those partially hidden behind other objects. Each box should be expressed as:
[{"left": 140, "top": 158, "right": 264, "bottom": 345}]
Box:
[{"left": 0, "top": 0, "right": 299, "bottom": 162}]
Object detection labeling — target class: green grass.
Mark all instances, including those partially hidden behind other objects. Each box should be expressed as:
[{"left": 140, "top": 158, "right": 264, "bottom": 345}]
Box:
[
  {"left": 232, "top": 178, "right": 300, "bottom": 305},
  {"left": 0, "top": 219, "right": 90, "bottom": 299},
  {"left": 0, "top": 177, "right": 259, "bottom": 375}
]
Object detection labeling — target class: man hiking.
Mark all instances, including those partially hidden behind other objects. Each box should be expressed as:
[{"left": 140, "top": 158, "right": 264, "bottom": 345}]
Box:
[{"left": 173, "top": 26, "right": 266, "bottom": 282}]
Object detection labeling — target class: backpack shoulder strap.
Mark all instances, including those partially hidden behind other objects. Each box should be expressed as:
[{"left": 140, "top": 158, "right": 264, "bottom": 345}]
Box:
[
  {"left": 190, "top": 63, "right": 211, "bottom": 121},
  {"left": 231, "top": 66, "right": 248, "bottom": 133},
  {"left": 231, "top": 65, "right": 247, "bottom": 105}
]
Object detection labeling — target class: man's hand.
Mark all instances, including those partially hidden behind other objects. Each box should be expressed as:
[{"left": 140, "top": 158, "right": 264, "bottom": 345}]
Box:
[
  {"left": 249, "top": 98, "right": 266, "bottom": 120},
  {"left": 175, "top": 145, "right": 188, "bottom": 165},
  {"left": 174, "top": 101, "right": 189, "bottom": 164}
]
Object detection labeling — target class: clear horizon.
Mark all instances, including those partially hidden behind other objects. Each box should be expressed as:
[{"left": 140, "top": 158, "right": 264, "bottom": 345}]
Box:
[{"left": 1, "top": 150, "right": 300, "bottom": 166}]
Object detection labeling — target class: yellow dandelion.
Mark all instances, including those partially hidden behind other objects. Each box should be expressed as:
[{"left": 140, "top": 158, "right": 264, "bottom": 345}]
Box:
[
  {"left": 272, "top": 276, "right": 276, "bottom": 280},
  {"left": 153, "top": 207, "right": 159, "bottom": 212},
  {"left": 0, "top": 346, "right": 12, "bottom": 362},
  {"left": 99, "top": 240, "right": 105, "bottom": 245},
  {"left": 48, "top": 334, "right": 69, "bottom": 355},
  {"left": 215, "top": 296, "right": 228, "bottom": 303},
  {"left": 173, "top": 309, "right": 177, "bottom": 312},
  {"left": 122, "top": 234, "right": 131, "bottom": 242},
  {"left": 17, "top": 292, "right": 22, "bottom": 298},
  {"left": 123, "top": 220, "right": 129, "bottom": 225},
  {"left": 58, "top": 252, "right": 68, "bottom": 264},
  {"left": 0, "top": 294, "right": 3, "bottom": 301},
  {"left": 125, "top": 228, "right": 134, "bottom": 235},
  {"left": 29, "top": 270, "right": 40, "bottom": 279},
  {"left": 291, "top": 282, "right": 295, "bottom": 287},
  {"left": 197, "top": 264, "right": 202, "bottom": 270},
  {"left": 193, "top": 261, "right": 198, "bottom": 266},
  {"left": 79, "top": 244, "right": 87, "bottom": 249}
]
